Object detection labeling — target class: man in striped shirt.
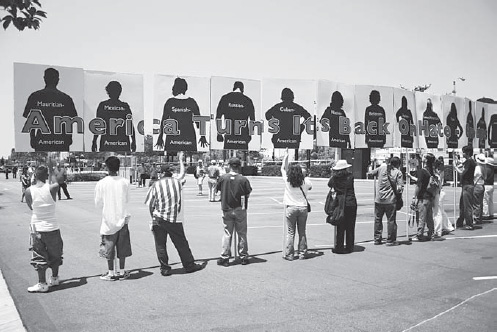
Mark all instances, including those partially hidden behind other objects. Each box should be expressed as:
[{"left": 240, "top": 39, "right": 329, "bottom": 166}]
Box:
[{"left": 145, "top": 152, "right": 205, "bottom": 276}]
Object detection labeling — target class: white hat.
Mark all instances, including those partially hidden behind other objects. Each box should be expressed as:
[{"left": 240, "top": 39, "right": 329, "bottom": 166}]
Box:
[
  {"left": 333, "top": 160, "right": 352, "bottom": 170},
  {"left": 476, "top": 153, "right": 486, "bottom": 164},
  {"left": 485, "top": 157, "right": 495, "bottom": 165}
]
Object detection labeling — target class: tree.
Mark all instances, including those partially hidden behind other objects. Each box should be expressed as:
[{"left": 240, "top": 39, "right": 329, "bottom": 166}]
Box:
[{"left": 1, "top": 0, "right": 46, "bottom": 31}]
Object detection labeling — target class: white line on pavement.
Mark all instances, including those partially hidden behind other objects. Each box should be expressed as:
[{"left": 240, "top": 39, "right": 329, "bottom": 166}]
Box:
[
  {"left": 473, "top": 276, "right": 497, "bottom": 280},
  {"left": 445, "top": 235, "right": 497, "bottom": 240},
  {"left": 401, "top": 288, "right": 497, "bottom": 332}
]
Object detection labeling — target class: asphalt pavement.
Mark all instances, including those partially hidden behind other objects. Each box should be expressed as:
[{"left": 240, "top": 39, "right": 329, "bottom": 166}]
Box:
[{"left": 0, "top": 175, "right": 496, "bottom": 332}]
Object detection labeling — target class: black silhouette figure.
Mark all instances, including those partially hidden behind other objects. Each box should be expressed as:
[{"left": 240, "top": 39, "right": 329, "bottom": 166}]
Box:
[
  {"left": 265, "top": 88, "right": 311, "bottom": 149},
  {"left": 446, "top": 103, "right": 463, "bottom": 149},
  {"left": 22, "top": 68, "right": 78, "bottom": 151},
  {"left": 322, "top": 91, "right": 351, "bottom": 148},
  {"left": 488, "top": 112, "right": 497, "bottom": 148},
  {"left": 215, "top": 81, "right": 255, "bottom": 150},
  {"left": 395, "top": 96, "right": 414, "bottom": 148},
  {"left": 466, "top": 101, "right": 475, "bottom": 146},
  {"left": 477, "top": 107, "right": 487, "bottom": 149},
  {"left": 155, "top": 77, "right": 208, "bottom": 152},
  {"left": 364, "top": 90, "right": 386, "bottom": 148},
  {"left": 92, "top": 81, "right": 136, "bottom": 152},
  {"left": 422, "top": 98, "right": 442, "bottom": 148}
]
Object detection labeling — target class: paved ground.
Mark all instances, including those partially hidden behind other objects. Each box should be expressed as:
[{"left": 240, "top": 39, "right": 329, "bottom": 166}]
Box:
[{"left": 0, "top": 175, "right": 496, "bottom": 332}]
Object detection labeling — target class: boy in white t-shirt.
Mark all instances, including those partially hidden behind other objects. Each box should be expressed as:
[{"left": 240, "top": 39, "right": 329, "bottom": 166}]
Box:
[{"left": 94, "top": 156, "right": 132, "bottom": 281}]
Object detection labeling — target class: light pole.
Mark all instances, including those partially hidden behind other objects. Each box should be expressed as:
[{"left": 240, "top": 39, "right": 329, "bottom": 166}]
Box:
[{"left": 452, "top": 77, "right": 466, "bottom": 95}]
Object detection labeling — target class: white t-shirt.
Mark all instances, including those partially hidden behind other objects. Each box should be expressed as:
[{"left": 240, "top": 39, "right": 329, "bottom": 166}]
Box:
[
  {"left": 281, "top": 169, "right": 312, "bottom": 207},
  {"left": 94, "top": 175, "right": 130, "bottom": 235},
  {"left": 30, "top": 183, "right": 58, "bottom": 232}
]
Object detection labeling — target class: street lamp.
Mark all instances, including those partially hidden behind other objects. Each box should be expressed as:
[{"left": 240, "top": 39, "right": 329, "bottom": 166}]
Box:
[{"left": 452, "top": 77, "right": 466, "bottom": 95}]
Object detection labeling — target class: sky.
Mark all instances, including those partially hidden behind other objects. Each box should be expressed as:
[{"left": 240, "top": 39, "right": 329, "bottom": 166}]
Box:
[{"left": 1, "top": 0, "right": 497, "bottom": 158}]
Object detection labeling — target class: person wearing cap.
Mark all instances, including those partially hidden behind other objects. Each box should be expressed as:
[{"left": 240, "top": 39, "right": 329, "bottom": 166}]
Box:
[
  {"left": 216, "top": 157, "right": 252, "bottom": 266},
  {"left": 454, "top": 145, "right": 476, "bottom": 230},
  {"left": 145, "top": 152, "right": 205, "bottom": 276},
  {"left": 473, "top": 153, "right": 487, "bottom": 225},
  {"left": 195, "top": 160, "right": 206, "bottom": 196},
  {"left": 367, "top": 156, "right": 404, "bottom": 246},
  {"left": 328, "top": 159, "right": 357, "bottom": 254},
  {"left": 483, "top": 155, "right": 495, "bottom": 220},
  {"left": 207, "top": 160, "right": 220, "bottom": 202}
]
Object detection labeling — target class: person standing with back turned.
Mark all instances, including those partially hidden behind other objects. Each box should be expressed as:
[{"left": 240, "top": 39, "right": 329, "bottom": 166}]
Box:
[{"left": 216, "top": 157, "right": 252, "bottom": 267}]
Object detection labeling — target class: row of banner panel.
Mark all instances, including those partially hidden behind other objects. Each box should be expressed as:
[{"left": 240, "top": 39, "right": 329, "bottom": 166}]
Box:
[{"left": 14, "top": 63, "right": 497, "bottom": 152}]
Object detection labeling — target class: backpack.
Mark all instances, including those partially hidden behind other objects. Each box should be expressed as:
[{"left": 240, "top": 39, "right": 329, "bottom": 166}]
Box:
[{"left": 426, "top": 175, "right": 440, "bottom": 196}]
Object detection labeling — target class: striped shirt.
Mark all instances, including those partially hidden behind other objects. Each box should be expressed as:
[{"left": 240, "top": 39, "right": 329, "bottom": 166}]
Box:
[{"left": 145, "top": 175, "right": 184, "bottom": 225}]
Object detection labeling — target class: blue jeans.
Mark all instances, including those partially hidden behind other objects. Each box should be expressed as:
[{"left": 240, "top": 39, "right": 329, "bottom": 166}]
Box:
[
  {"left": 473, "top": 184, "right": 484, "bottom": 224},
  {"left": 284, "top": 206, "right": 308, "bottom": 257},
  {"left": 221, "top": 208, "right": 248, "bottom": 259},
  {"left": 417, "top": 198, "right": 434, "bottom": 238},
  {"left": 152, "top": 220, "right": 195, "bottom": 270},
  {"left": 457, "top": 185, "right": 474, "bottom": 227},
  {"left": 374, "top": 203, "right": 397, "bottom": 243}
]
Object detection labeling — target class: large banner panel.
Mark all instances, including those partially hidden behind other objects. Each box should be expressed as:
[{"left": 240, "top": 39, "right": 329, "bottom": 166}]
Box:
[
  {"left": 84, "top": 71, "right": 144, "bottom": 152},
  {"left": 393, "top": 88, "right": 417, "bottom": 149},
  {"left": 487, "top": 103, "right": 497, "bottom": 149},
  {"left": 261, "top": 79, "right": 315, "bottom": 150},
  {"left": 414, "top": 92, "right": 443, "bottom": 150},
  {"left": 210, "top": 77, "right": 261, "bottom": 151},
  {"left": 14, "top": 63, "right": 84, "bottom": 152},
  {"left": 464, "top": 98, "right": 476, "bottom": 148},
  {"left": 153, "top": 75, "right": 211, "bottom": 153},
  {"left": 354, "top": 85, "right": 394, "bottom": 149},
  {"left": 316, "top": 80, "right": 355, "bottom": 148},
  {"left": 475, "top": 101, "right": 490, "bottom": 149},
  {"left": 441, "top": 95, "right": 465, "bottom": 150}
]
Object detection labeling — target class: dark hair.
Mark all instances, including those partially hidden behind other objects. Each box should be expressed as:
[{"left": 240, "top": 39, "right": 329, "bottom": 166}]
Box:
[
  {"left": 172, "top": 77, "right": 188, "bottom": 96},
  {"left": 44, "top": 68, "right": 59, "bottom": 85},
  {"left": 287, "top": 164, "right": 304, "bottom": 187},
  {"left": 462, "top": 145, "right": 473, "bottom": 156},
  {"left": 281, "top": 88, "right": 294, "bottom": 102},
  {"left": 369, "top": 90, "right": 380, "bottom": 105},
  {"left": 233, "top": 81, "right": 244, "bottom": 93},
  {"left": 105, "top": 156, "right": 120, "bottom": 172},
  {"left": 390, "top": 156, "right": 400, "bottom": 168},
  {"left": 35, "top": 165, "right": 49, "bottom": 182},
  {"left": 425, "top": 153, "right": 436, "bottom": 176},
  {"left": 106, "top": 81, "right": 122, "bottom": 98},
  {"left": 330, "top": 91, "right": 344, "bottom": 110},
  {"left": 401, "top": 96, "right": 407, "bottom": 108}
]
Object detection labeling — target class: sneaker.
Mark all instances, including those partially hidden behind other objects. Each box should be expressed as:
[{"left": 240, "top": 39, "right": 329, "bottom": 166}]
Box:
[
  {"left": 185, "top": 263, "right": 205, "bottom": 273},
  {"left": 385, "top": 242, "right": 399, "bottom": 246},
  {"left": 463, "top": 225, "right": 475, "bottom": 230},
  {"left": 100, "top": 272, "right": 118, "bottom": 281},
  {"left": 28, "top": 282, "right": 49, "bottom": 293},
  {"left": 298, "top": 255, "right": 307, "bottom": 260},
  {"left": 374, "top": 240, "right": 382, "bottom": 245},
  {"left": 283, "top": 255, "right": 294, "bottom": 261},
  {"left": 217, "top": 258, "right": 229, "bottom": 267},
  {"left": 49, "top": 276, "right": 60, "bottom": 286},
  {"left": 410, "top": 235, "right": 422, "bottom": 242},
  {"left": 160, "top": 268, "right": 172, "bottom": 276},
  {"left": 66, "top": 197, "right": 73, "bottom": 200},
  {"left": 241, "top": 258, "right": 250, "bottom": 265},
  {"left": 117, "top": 271, "right": 130, "bottom": 280}
]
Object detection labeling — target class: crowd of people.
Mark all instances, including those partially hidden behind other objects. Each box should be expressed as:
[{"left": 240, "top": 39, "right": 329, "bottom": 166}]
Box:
[{"left": 20, "top": 147, "right": 495, "bottom": 292}]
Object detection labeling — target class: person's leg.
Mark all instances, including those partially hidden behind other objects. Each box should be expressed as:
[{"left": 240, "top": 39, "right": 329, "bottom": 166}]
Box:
[
  {"left": 334, "top": 223, "right": 345, "bottom": 252},
  {"left": 61, "top": 182, "right": 71, "bottom": 199},
  {"left": 456, "top": 192, "right": 464, "bottom": 227},
  {"left": 432, "top": 193, "right": 442, "bottom": 236},
  {"left": 373, "top": 203, "right": 385, "bottom": 244},
  {"left": 152, "top": 224, "right": 170, "bottom": 270},
  {"left": 44, "top": 230, "right": 63, "bottom": 285},
  {"left": 345, "top": 205, "right": 357, "bottom": 252},
  {"left": 385, "top": 204, "right": 397, "bottom": 243},
  {"left": 234, "top": 209, "right": 249, "bottom": 260},
  {"left": 296, "top": 207, "right": 308, "bottom": 258},
  {"left": 165, "top": 222, "right": 195, "bottom": 269},
  {"left": 220, "top": 211, "right": 235, "bottom": 260},
  {"left": 416, "top": 199, "right": 428, "bottom": 238},
  {"left": 99, "top": 233, "right": 118, "bottom": 280},
  {"left": 425, "top": 199, "right": 434, "bottom": 239},
  {"left": 473, "top": 184, "right": 484, "bottom": 224},
  {"left": 462, "top": 185, "right": 475, "bottom": 227},
  {"left": 57, "top": 186, "right": 62, "bottom": 200},
  {"left": 284, "top": 206, "right": 298, "bottom": 259},
  {"left": 488, "top": 185, "right": 494, "bottom": 218}
]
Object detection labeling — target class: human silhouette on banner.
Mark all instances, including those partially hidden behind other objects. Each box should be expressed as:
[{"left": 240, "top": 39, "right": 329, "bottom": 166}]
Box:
[
  {"left": 92, "top": 81, "right": 136, "bottom": 152},
  {"left": 466, "top": 101, "right": 475, "bottom": 146},
  {"left": 265, "top": 88, "right": 311, "bottom": 149},
  {"left": 395, "top": 96, "right": 414, "bottom": 148},
  {"left": 488, "top": 112, "right": 497, "bottom": 148},
  {"left": 477, "top": 107, "right": 487, "bottom": 149},
  {"left": 364, "top": 90, "right": 386, "bottom": 148},
  {"left": 215, "top": 81, "right": 255, "bottom": 150},
  {"left": 321, "top": 91, "right": 351, "bottom": 148},
  {"left": 446, "top": 103, "right": 463, "bottom": 149},
  {"left": 22, "top": 68, "right": 78, "bottom": 151},
  {"left": 422, "top": 98, "right": 441, "bottom": 149},
  {"left": 155, "top": 77, "right": 208, "bottom": 152}
]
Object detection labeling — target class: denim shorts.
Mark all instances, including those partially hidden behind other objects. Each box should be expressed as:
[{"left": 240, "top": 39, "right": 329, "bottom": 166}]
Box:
[
  {"left": 30, "top": 229, "right": 63, "bottom": 271},
  {"left": 99, "top": 224, "right": 132, "bottom": 260}
]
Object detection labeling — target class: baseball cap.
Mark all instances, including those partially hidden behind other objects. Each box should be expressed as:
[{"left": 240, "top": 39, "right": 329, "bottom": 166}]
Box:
[
  {"left": 228, "top": 157, "right": 241, "bottom": 166},
  {"left": 160, "top": 164, "right": 175, "bottom": 174}
]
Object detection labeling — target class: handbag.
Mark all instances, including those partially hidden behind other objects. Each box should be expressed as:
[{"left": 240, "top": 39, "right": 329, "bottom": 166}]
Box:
[
  {"left": 327, "top": 190, "right": 346, "bottom": 226},
  {"left": 387, "top": 171, "right": 403, "bottom": 211},
  {"left": 324, "top": 189, "right": 335, "bottom": 215},
  {"left": 299, "top": 186, "right": 311, "bottom": 212}
]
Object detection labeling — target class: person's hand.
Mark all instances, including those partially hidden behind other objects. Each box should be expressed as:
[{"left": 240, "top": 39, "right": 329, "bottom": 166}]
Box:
[
  {"left": 130, "top": 140, "right": 136, "bottom": 152},
  {"left": 154, "top": 137, "right": 164, "bottom": 150},
  {"left": 217, "top": 134, "right": 224, "bottom": 142},
  {"left": 178, "top": 151, "right": 184, "bottom": 161},
  {"left": 91, "top": 142, "right": 97, "bottom": 152},
  {"left": 199, "top": 136, "right": 209, "bottom": 148}
]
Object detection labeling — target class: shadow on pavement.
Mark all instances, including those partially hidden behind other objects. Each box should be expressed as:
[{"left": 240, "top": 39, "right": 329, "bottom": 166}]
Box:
[
  {"left": 127, "top": 269, "right": 154, "bottom": 280},
  {"left": 53, "top": 277, "right": 88, "bottom": 291}
]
